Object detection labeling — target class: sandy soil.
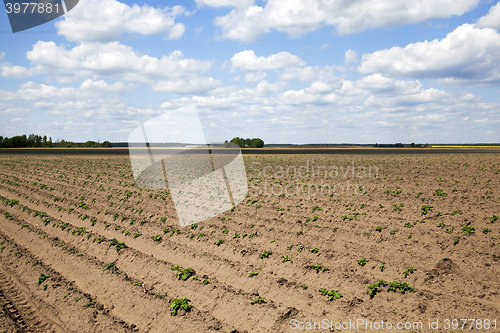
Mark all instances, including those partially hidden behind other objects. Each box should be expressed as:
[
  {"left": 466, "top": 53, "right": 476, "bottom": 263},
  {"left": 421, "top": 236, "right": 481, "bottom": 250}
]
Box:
[{"left": 0, "top": 152, "right": 498, "bottom": 332}]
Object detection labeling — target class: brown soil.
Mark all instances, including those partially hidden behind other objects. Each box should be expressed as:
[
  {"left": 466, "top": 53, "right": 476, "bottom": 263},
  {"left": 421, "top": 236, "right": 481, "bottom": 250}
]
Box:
[{"left": 0, "top": 153, "right": 498, "bottom": 332}]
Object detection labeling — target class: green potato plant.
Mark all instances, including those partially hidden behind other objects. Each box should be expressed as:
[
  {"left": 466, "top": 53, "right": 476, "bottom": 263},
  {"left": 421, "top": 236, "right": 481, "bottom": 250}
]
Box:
[
  {"left": 319, "top": 288, "right": 343, "bottom": 301},
  {"left": 259, "top": 250, "right": 272, "bottom": 259},
  {"left": 170, "top": 296, "right": 191, "bottom": 316},
  {"left": 251, "top": 297, "right": 266, "bottom": 305},
  {"left": 357, "top": 257, "right": 368, "bottom": 266},
  {"left": 37, "top": 274, "right": 49, "bottom": 284},
  {"left": 461, "top": 225, "right": 475, "bottom": 235},
  {"left": 402, "top": 266, "right": 415, "bottom": 278},
  {"left": 109, "top": 238, "right": 127, "bottom": 252},
  {"left": 366, "top": 280, "right": 386, "bottom": 298}
]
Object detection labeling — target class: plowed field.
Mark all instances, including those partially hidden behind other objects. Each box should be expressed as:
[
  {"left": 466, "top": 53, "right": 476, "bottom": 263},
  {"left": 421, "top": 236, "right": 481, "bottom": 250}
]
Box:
[{"left": 0, "top": 153, "right": 499, "bottom": 332}]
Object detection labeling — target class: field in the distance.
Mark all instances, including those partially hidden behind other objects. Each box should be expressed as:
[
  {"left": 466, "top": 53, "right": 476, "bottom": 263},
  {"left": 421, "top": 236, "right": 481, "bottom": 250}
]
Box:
[{"left": 0, "top": 152, "right": 499, "bottom": 332}]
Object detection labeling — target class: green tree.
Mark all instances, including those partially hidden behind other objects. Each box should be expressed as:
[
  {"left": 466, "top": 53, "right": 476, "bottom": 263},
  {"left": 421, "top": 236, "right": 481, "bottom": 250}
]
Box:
[
  {"left": 230, "top": 137, "right": 241, "bottom": 147},
  {"left": 250, "top": 138, "right": 264, "bottom": 148},
  {"left": 228, "top": 137, "right": 264, "bottom": 148}
]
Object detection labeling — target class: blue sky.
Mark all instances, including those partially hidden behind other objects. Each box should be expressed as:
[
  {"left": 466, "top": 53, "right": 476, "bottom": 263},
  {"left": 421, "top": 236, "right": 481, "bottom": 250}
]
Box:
[{"left": 1, "top": 0, "right": 500, "bottom": 144}]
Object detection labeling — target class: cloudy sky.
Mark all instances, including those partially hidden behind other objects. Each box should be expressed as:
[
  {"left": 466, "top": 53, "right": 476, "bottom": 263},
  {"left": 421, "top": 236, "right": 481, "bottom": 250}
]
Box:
[{"left": 1, "top": 0, "right": 500, "bottom": 144}]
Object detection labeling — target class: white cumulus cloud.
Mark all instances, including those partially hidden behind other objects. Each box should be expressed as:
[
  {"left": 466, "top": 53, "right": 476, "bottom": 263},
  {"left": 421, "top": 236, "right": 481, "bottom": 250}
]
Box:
[
  {"left": 358, "top": 23, "right": 500, "bottom": 85},
  {"left": 345, "top": 49, "right": 357, "bottom": 65},
  {"left": 213, "top": 0, "right": 480, "bottom": 42},
  {"left": 0, "top": 80, "right": 130, "bottom": 101},
  {"left": 2, "top": 41, "right": 218, "bottom": 94},
  {"left": 231, "top": 50, "right": 306, "bottom": 72},
  {"left": 150, "top": 77, "right": 222, "bottom": 94},
  {"left": 195, "top": 0, "right": 254, "bottom": 8},
  {"left": 56, "top": 0, "right": 187, "bottom": 42},
  {"left": 250, "top": 80, "right": 287, "bottom": 96},
  {"left": 279, "top": 65, "right": 336, "bottom": 82},
  {"left": 244, "top": 71, "right": 267, "bottom": 82},
  {"left": 156, "top": 70, "right": 500, "bottom": 144},
  {"left": 476, "top": 2, "right": 500, "bottom": 31},
  {"left": 1, "top": 64, "right": 36, "bottom": 78}
]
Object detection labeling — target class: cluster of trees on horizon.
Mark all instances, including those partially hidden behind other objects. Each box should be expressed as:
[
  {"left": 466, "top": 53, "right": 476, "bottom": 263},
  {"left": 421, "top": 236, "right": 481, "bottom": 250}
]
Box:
[
  {"left": 374, "top": 142, "right": 431, "bottom": 148},
  {"left": 225, "top": 137, "right": 264, "bottom": 148},
  {"left": 0, "top": 134, "right": 112, "bottom": 148}
]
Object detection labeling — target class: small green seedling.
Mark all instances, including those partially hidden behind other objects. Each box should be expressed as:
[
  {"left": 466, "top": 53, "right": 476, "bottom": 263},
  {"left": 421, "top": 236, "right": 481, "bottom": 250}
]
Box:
[
  {"left": 105, "top": 263, "right": 118, "bottom": 272},
  {"left": 387, "top": 281, "right": 415, "bottom": 294},
  {"left": 37, "top": 274, "right": 49, "bottom": 284},
  {"left": 259, "top": 250, "right": 272, "bottom": 259},
  {"left": 319, "top": 288, "right": 343, "bottom": 301},
  {"left": 170, "top": 296, "right": 191, "bottom": 316},
  {"left": 461, "top": 225, "right": 475, "bottom": 235},
  {"left": 402, "top": 266, "right": 415, "bottom": 278},
  {"left": 151, "top": 235, "right": 162, "bottom": 243},
  {"left": 93, "top": 236, "right": 105, "bottom": 243},
  {"left": 177, "top": 268, "right": 195, "bottom": 281},
  {"left": 365, "top": 280, "right": 386, "bottom": 298},
  {"left": 249, "top": 271, "right": 258, "bottom": 277},
  {"left": 434, "top": 189, "right": 448, "bottom": 197},
  {"left": 312, "top": 263, "right": 329, "bottom": 272},
  {"left": 357, "top": 257, "right": 368, "bottom": 266},
  {"left": 421, "top": 205, "right": 433, "bottom": 215},
  {"left": 379, "top": 262, "right": 385, "bottom": 271},
  {"left": 251, "top": 297, "right": 266, "bottom": 305},
  {"left": 109, "top": 239, "right": 127, "bottom": 252}
]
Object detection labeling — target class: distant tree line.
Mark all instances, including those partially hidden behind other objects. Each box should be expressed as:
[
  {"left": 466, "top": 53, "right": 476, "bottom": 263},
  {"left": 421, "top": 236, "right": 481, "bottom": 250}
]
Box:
[
  {"left": 373, "top": 143, "right": 430, "bottom": 148},
  {"left": 57, "top": 140, "right": 112, "bottom": 148},
  {"left": 0, "top": 134, "right": 112, "bottom": 148},
  {"left": 225, "top": 137, "right": 264, "bottom": 148}
]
